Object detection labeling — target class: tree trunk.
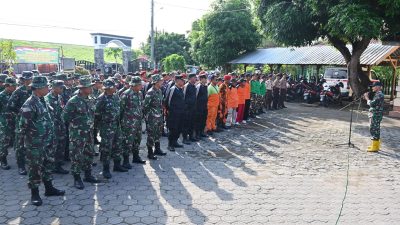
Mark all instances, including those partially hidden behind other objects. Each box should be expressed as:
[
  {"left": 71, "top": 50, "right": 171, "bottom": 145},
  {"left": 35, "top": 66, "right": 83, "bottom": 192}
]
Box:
[{"left": 328, "top": 36, "right": 371, "bottom": 97}]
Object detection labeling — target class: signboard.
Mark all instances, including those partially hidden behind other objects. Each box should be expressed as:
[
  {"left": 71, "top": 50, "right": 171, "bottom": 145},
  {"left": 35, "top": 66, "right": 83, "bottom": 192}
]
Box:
[{"left": 15, "top": 47, "right": 59, "bottom": 64}]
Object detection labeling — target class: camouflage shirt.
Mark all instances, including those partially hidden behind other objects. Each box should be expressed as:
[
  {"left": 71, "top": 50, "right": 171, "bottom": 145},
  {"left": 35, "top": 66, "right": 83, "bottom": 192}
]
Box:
[
  {"left": 369, "top": 91, "right": 385, "bottom": 113},
  {"left": 63, "top": 93, "right": 95, "bottom": 138},
  {"left": 95, "top": 93, "right": 121, "bottom": 125},
  {"left": 0, "top": 90, "right": 15, "bottom": 127},
  {"left": 120, "top": 89, "right": 143, "bottom": 127},
  {"left": 143, "top": 87, "right": 163, "bottom": 121},
  {"left": 7, "top": 85, "right": 32, "bottom": 115},
  {"left": 19, "top": 94, "right": 53, "bottom": 145},
  {"left": 45, "top": 92, "right": 65, "bottom": 128}
]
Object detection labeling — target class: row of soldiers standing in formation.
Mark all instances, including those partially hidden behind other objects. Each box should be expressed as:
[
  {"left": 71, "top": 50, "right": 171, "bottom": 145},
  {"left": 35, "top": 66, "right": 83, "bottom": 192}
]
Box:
[{"left": 0, "top": 69, "right": 288, "bottom": 206}]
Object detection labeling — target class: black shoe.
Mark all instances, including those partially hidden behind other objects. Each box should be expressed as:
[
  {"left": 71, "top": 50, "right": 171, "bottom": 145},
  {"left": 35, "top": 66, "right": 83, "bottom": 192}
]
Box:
[
  {"left": 31, "top": 188, "right": 42, "bottom": 206},
  {"left": 206, "top": 131, "right": 213, "bottom": 136},
  {"left": 147, "top": 145, "right": 157, "bottom": 160},
  {"left": 94, "top": 137, "right": 100, "bottom": 145},
  {"left": 73, "top": 174, "right": 84, "bottom": 190},
  {"left": 215, "top": 128, "right": 223, "bottom": 133},
  {"left": 122, "top": 155, "right": 132, "bottom": 169},
  {"left": 113, "top": 160, "right": 129, "bottom": 172},
  {"left": 182, "top": 138, "right": 191, "bottom": 145},
  {"left": 44, "top": 181, "right": 65, "bottom": 196},
  {"left": 154, "top": 142, "right": 167, "bottom": 156},
  {"left": 102, "top": 163, "right": 112, "bottom": 179},
  {"left": 83, "top": 170, "right": 101, "bottom": 183},
  {"left": 53, "top": 163, "right": 69, "bottom": 174},
  {"left": 168, "top": 146, "right": 175, "bottom": 152},
  {"left": 173, "top": 142, "right": 184, "bottom": 148},
  {"left": 189, "top": 137, "right": 198, "bottom": 142},
  {"left": 0, "top": 158, "right": 10, "bottom": 170},
  {"left": 19, "top": 167, "right": 27, "bottom": 175},
  {"left": 132, "top": 157, "right": 146, "bottom": 164}
]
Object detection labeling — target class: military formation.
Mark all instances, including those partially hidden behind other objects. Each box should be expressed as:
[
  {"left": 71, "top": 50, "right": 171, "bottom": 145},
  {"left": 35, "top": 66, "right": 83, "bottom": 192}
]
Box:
[{"left": 0, "top": 68, "right": 290, "bottom": 206}]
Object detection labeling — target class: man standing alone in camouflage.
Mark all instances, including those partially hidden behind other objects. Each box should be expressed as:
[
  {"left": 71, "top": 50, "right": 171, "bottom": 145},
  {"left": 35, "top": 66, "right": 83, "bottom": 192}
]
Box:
[
  {"left": 0, "top": 77, "right": 17, "bottom": 170},
  {"left": 143, "top": 74, "right": 167, "bottom": 159},
  {"left": 120, "top": 76, "right": 147, "bottom": 166},
  {"left": 7, "top": 71, "right": 33, "bottom": 175},
  {"left": 63, "top": 76, "right": 100, "bottom": 190},
  {"left": 364, "top": 82, "right": 385, "bottom": 152},
  {"left": 20, "top": 76, "right": 65, "bottom": 206},
  {"left": 95, "top": 79, "right": 128, "bottom": 179}
]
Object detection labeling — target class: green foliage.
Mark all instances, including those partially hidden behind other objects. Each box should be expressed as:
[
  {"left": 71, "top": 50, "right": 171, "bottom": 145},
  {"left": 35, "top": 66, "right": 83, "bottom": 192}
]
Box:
[
  {"left": 162, "top": 54, "right": 186, "bottom": 72},
  {"left": 0, "top": 40, "right": 17, "bottom": 70},
  {"left": 105, "top": 47, "right": 123, "bottom": 63},
  {"left": 143, "top": 32, "right": 193, "bottom": 65},
  {"left": 189, "top": 0, "right": 262, "bottom": 68}
]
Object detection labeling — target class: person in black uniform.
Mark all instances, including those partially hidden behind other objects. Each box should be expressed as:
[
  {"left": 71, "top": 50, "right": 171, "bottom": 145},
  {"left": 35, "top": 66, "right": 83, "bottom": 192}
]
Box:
[
  {"left": 194, "top": 72, "right": 209, "bottom": 140},
  {"left": 182, "top": 73, "right": 197, "bottom": 144},
  {"left": 165, "top": 75, "right": 185, "bottom": 151}
]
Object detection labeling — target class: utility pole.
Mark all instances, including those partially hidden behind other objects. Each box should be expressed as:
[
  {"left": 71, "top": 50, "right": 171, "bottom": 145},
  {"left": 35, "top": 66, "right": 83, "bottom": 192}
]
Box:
[{"left": 150, "top": 0, "right": 155, "bottom": 69}]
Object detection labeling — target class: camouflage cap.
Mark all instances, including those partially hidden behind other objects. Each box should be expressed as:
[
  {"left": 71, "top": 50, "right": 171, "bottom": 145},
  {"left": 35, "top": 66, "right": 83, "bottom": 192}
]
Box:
[
  {"left": 103, "top": 78, "right": 116, "bottom": 89},
  {"left": 93, "top": 77, "right": 102, "bottom": 83},
  {"left": 151, "top": 74, "right": 162, "bottom": 83},
  {"left": 130, "top": 76, "right": 142, "bottom": 86},
  {"left": 30, "top": 76, "right": 49, "bottom": 89},
  {"left": 55, "top": 74, "right": 67, "bottom": 81},
  {"left": 21, "top": 71, "right": 33, "bottom": 80},
  {"left": 0, "top": 74, "right": 8, "bottom": 83},
  {"left": 5, "top": 77, "right": 17, "bottom": 86},
  {"left": 74, "top": 73, "right": 81, "bottom": 79},
  {"left": 77, "top": 75, "right": 95, "bottom": 88},
  {"left": 125, "top": 75, "right": 132, "bottom": 83},
  {"left": 52, "top": 80, "right": 65, "bottom": 88}
]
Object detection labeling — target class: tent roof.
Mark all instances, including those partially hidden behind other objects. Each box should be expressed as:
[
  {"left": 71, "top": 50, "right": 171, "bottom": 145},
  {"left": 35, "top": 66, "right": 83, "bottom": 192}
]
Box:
[{"left": 229, "top": 44, "right": 400, "bottom": 66}]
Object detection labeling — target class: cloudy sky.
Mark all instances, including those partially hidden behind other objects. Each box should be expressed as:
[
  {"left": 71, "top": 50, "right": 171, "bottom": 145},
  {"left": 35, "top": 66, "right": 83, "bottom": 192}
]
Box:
[{"left": 0, "top": 0, "right": 213, "bottom": 48}]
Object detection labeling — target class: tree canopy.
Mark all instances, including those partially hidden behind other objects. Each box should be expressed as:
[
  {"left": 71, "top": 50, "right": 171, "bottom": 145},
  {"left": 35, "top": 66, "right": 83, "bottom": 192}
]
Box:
[
  {"left": 0, "top": 40, "right": 17, "bottom": 72},
  {"left": 189, "top": 0, "right": 261, "bottom": 69},
  {"left": 143, "top": 32, "right": 193, "bottom": 66},
  {"left": 254, "top": 0, "right": 400, "bottom": 96},
  {"left": 162, "top": 54, "right": 186, "bottom": 72}
]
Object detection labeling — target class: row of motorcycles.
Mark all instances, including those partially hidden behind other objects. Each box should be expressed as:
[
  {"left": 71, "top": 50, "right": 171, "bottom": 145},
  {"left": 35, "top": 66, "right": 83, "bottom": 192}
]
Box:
[{"left": 286, "top": 78, "right": 344, "bottom": 107}]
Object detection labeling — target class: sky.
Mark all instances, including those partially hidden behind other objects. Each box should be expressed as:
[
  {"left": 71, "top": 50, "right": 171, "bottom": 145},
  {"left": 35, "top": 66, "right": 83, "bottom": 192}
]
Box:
[{"left": 0, "top": 0, "right": 213, "bottom": 48}]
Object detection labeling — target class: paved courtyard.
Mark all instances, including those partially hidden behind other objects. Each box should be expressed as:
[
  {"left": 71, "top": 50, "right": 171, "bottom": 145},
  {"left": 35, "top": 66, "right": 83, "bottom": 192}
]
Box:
[{"left": 0, "top": 102, "right": 399, "bottom": 225}]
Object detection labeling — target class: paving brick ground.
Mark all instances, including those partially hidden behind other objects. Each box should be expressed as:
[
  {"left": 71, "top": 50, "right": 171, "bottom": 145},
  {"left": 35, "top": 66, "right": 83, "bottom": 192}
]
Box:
[{"left": 0, "top": 102, "right": 399, "bottom": 225}]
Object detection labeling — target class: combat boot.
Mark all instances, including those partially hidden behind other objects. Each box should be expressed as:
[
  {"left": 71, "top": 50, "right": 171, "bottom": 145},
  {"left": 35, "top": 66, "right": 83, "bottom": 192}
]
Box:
[
  {"left": 83, "top": 170, "right": 101, "bottom": 183},
  {"left": 189, "top": 135, "right": 199, "bottom": 142},
  {"left": 147, "top": 145, "right": 157, "bottom": 160},
  {"left": 18, "top": 162, "right": 27, "bottom": 175},
  {"left": 53, "top": 162, "right": 69, "bottom": 174},
  {"left": 113, "top": 159, "right": 128, "bottom": 172},
  {"left": 154, "top": 142, "right": 167, "bottom": 156},
  {"left": 122, "top": 154, "right": 132, "bottom": 169},
  {"left": 132, "top": 155, "right": 146, "bottom": 164},
  {"left": 182, "top": 137, "right": 191, "bottom": 145},
  {"left": 73, "top": 174, "right": 84, "bottom": 190},
  {"left": 0, "top": 157, "right": 10, "bottom": 170},
  {"left": 168, "top": 141, "right": 175, "bottom": 152},
  {"left": 102, "top": 163, "right": 112, "bottom": 179},
  {"left": 44, "top": 180, "right": 65, "bottom": 196},
  {"left": 31, "top": 188, "right": 42, "bottom": 206}
]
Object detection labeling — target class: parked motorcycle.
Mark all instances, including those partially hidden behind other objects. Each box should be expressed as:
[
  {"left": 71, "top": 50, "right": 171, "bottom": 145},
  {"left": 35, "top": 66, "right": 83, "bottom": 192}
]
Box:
[{"left": 320, "top": 82, "right": 344, "bottom": 107}]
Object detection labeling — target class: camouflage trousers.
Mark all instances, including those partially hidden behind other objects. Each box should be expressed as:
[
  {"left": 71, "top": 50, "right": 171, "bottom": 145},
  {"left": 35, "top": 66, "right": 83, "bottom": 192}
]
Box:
[
  {"left": 0, "top": 124, "right": 13, "bottom": 159},
  {"left": 250, "top": 93, "right": 263, "bottom": 115},
  {"left": 146, "top": 117, "right": 162, "bottom": 147},
  {"left": 121, "top": 121, "right": 142, "bottom": 158},
  {"left": 257, "top": 94, "right": 264, "bottom": 111},
  {"left": 26, "top": 142, "right": 53, "bottom": 189},
  {"left": 369, "top": 112, "right": 383, "bottom": 140},
  {"left": 69, "top": 131, "right": 94, "bottom": 176},
  {"left": 54, "top": 124, "right": 66, "bottom": 164},
  {"left": 14, "top": 116, "right": 26, "bottom": 167},
  {"left": 99, "top": 122, "right": 122, "bottom": 163}
]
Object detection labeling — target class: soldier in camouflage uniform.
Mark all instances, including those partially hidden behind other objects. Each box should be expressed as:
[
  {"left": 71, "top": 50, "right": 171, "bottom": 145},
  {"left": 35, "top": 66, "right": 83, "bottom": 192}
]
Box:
[
  {"left": 60, "top": 74, "right": 74, "bottom": 161},
  {"left": 0, "top": 74, "right": 8, "bottom": 92},
  {"left": 95, "top": 78, "right": 128, "bottom": 179},
  {"left": 364, "top": 82, "right": 385, "bottom": 152},
  {"left": 7, "top": 71, "right": 33, "bottom": 175},
  {"left": 63, "top": 76, "right": 101, "bottom": 190},
  {"left": 19, "top": 76, "right": 65, "bottom": 206},
  {"left": 44, "top": 80, "right": 69, "bottom": 174},
  {"left": 0, "top": 77, "right": 17, "bottom": 170},
  {"left": 92, "top": 78, "right": 103, "bottom": 147},
  {"left": 120, "top": 76, "right": 147, "bottom": 166},
  {"left": 143, "top": 74, "right": 167, "bottom": 159}
]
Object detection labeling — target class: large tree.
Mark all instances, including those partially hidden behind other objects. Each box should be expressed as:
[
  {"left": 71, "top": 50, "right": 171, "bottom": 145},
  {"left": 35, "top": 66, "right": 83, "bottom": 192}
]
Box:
[
  {"left": 143, "top": 32, "right": 193, "bottom": 66},
  {"left": 0, "top": 40, "right": 17, "bottom": 72},
  {"left": 162, "top": 54, "right": 186, "bottom": 72},
  {"left": 189, "top": 0, "right": 261, "bottom": 69},
  {"left": 254, "top": 0, "right": 400, "bottom": 97}
]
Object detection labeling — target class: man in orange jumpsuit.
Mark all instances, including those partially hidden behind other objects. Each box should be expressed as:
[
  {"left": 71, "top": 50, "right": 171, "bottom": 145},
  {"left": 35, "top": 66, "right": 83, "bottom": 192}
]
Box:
[{"left": 206, "top": 74, "right": 219, "bottom": 135}]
